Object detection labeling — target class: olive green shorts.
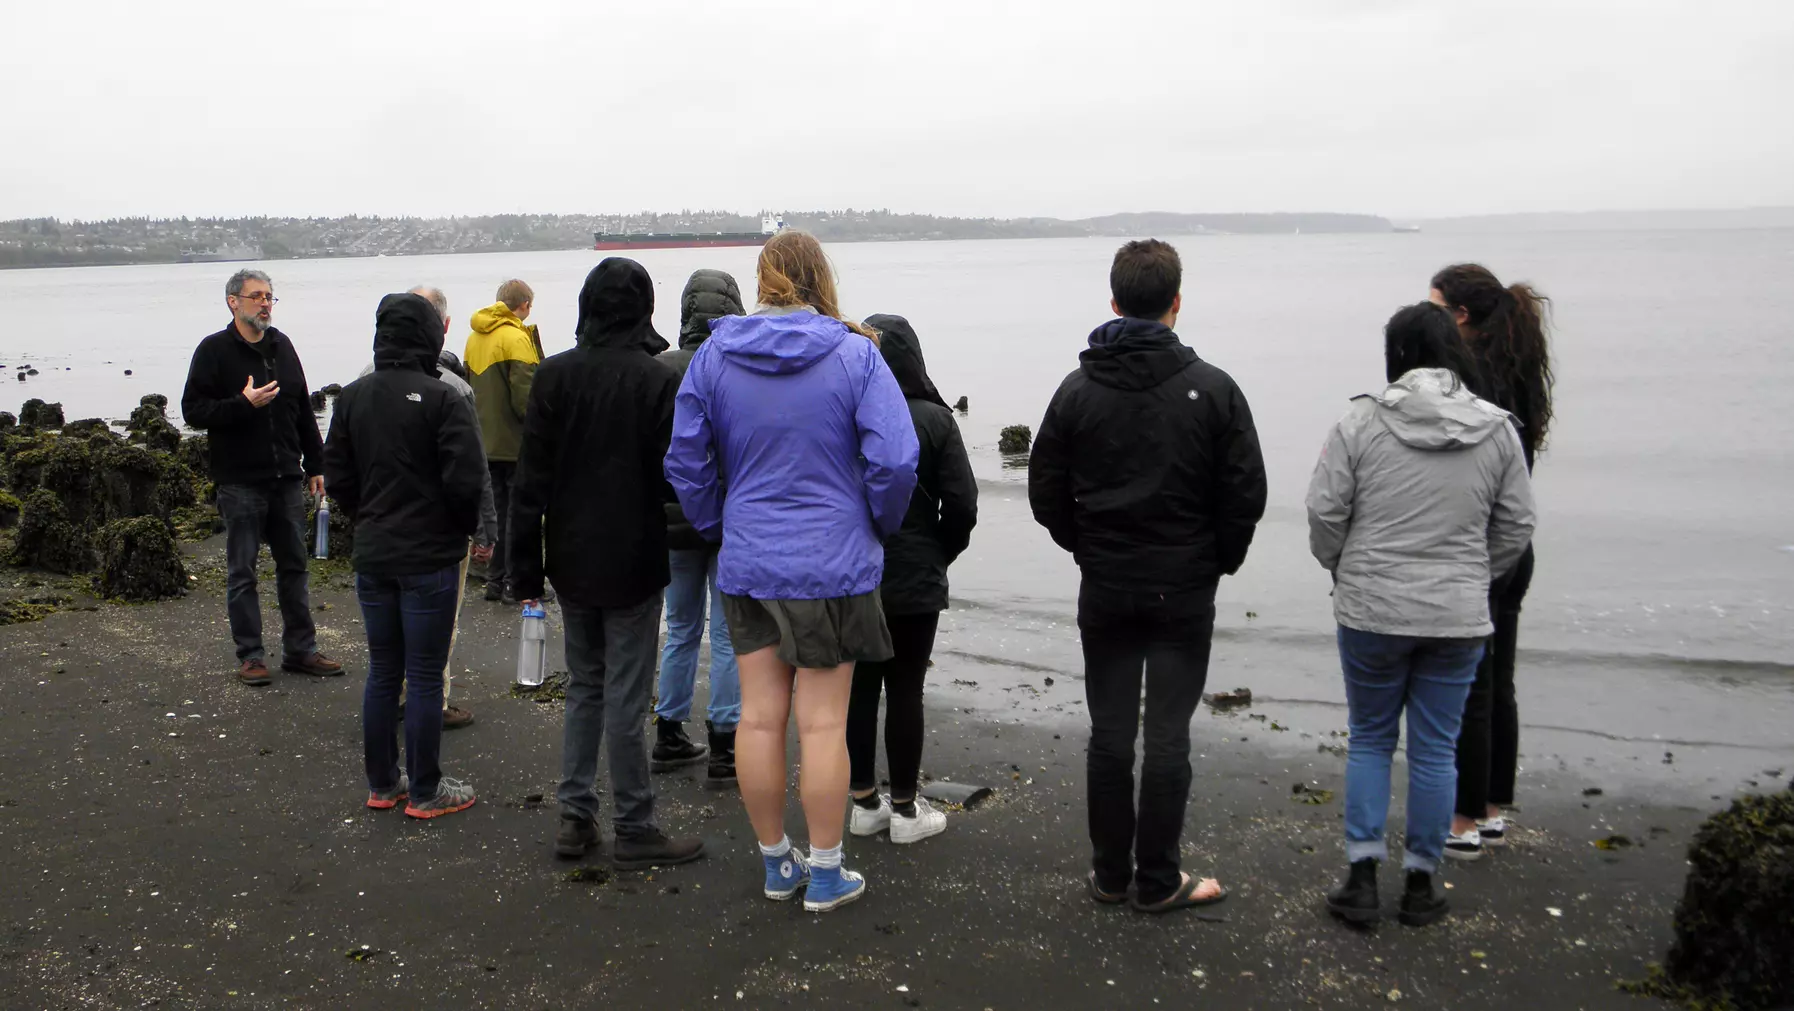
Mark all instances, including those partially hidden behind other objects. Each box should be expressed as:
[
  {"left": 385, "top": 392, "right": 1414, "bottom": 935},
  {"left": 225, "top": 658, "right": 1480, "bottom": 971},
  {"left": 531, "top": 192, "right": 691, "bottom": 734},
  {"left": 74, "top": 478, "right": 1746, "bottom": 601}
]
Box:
[{"left": 721, "top": 591, "right": 894, "bottom": 669}]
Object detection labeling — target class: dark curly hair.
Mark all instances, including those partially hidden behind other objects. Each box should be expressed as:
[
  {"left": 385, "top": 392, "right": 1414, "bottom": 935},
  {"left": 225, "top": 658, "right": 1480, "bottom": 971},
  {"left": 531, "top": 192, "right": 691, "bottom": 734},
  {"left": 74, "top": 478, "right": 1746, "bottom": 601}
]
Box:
[{"left": 1431, "top": 263, "right": 1555, "bottom": 459}]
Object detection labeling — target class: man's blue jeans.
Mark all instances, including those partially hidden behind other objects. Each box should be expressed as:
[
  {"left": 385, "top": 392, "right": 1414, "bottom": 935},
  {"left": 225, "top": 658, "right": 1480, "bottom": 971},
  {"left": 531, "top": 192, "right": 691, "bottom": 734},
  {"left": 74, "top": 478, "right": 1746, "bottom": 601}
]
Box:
[
  {"left": 1338, "top": 626, "right": 1485, "bottom": 873},
  {"left": 654, "top": 549, "right": 740, "bottom": 730},
  {"left": 358, "top": 564, "right": 461, "bottom": 802}
]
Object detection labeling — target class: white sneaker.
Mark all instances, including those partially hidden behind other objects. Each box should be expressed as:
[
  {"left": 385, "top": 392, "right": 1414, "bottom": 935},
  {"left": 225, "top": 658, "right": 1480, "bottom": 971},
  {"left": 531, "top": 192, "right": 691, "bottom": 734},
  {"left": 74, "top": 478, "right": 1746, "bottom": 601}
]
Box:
[
  {"left": 1443, "top": 825, "right": 1484, "bottom": 862},
  {"left": 849, "top": 794, "right": 892, "bottom": 837},
  {"left": 889, "top": 797, "right": 948, "bottom": 845},
  {"left": 1477, "top": 816, "right": 1508, "bottom": 848}
]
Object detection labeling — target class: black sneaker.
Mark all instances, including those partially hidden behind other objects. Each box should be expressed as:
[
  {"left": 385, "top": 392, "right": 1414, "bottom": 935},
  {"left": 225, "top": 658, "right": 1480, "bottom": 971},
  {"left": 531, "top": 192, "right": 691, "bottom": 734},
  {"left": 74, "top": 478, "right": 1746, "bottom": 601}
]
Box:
[
  {"left": 555, "top": 814, "right": 600, "bottom": 859},
  {"left": 1398, "top": 869, "right": 1449, "bottom": 927},
  {"left": 1326, "top": 858, "right": 1380, "bottom": 925},
  {"left": 705, "top": 720, "right": 737, "bottom": 789},
  {"left": 651, "top": 717, "right": 708, "bottom": 772},
  {"left": 483, "top": 580, "right": 505, "bottom": 602},
  {"left": 612, "top": 828, "right": 706, "bottom": 870}
]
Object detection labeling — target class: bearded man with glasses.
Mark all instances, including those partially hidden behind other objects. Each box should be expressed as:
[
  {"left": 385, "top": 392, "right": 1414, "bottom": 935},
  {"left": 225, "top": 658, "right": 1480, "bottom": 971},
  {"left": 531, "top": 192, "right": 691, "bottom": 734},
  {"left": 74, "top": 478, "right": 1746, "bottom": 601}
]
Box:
[{"left": 181, "top": 268, "right": 342, "bottom": 686}]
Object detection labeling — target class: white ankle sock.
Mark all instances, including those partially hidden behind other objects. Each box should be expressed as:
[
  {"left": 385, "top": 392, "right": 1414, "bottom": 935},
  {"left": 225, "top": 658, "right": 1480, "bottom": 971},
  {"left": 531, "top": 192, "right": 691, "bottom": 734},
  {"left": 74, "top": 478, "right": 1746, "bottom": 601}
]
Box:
[
  {"left": 810, "top": 843, "right": 842, "bottom": 870},
  {"left": 759, "top": 836, "right": 791, "bottom": 858}
]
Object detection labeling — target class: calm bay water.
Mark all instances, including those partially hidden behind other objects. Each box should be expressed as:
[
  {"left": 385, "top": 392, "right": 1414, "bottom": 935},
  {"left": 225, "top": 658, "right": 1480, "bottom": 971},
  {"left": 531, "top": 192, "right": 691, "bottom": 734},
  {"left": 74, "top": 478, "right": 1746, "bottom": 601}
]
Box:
[{"left": 3, "top": 230, "right": 1791, "bottom": 667}]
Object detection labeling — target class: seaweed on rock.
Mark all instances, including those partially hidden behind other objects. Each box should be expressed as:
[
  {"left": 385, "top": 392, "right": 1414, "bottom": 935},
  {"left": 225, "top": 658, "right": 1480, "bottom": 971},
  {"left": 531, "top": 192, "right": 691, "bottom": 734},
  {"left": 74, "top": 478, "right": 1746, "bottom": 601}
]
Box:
[
  {"left": 1625, "top": 789, "right": 1794, "bottom": 1010},
  {"left": 96, "top": 516, "right": 187, "bottom": 601},
  {"left": 10, "top": 488, "right": 96, "bottom": 573}
]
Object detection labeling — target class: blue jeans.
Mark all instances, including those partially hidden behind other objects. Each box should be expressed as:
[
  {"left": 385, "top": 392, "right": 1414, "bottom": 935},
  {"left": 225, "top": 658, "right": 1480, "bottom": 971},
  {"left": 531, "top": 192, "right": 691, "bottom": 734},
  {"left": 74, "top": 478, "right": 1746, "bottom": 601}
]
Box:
[
  {"left": 654, "top": 549, "right": 740, "bottom": 730},
  {"left": 358, "top": 564, "right": 462, "bottom": 802},
  {"left": 1338, "top": 626, "right": 1484, "bottom": 873}
]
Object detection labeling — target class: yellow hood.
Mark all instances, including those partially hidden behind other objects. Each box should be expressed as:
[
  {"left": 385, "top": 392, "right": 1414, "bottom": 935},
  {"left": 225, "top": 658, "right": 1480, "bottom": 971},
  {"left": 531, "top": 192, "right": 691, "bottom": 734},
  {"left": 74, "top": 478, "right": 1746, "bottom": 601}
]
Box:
[
  {"left": 470, "top": 302, "right": 524, "bottom": 335},
  {"left": 465, "top": 302, "right": 540, "bottom": 375}
]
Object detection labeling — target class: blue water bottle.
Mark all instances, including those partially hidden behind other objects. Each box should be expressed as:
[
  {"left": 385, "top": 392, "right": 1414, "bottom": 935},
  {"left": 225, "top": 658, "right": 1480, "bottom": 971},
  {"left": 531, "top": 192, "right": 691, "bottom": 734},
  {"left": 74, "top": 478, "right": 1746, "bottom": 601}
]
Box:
[
  {"left": 516, "top": 602, "right": 548, "bottom": 687},
  {"left": 314, "top": 500, "right": 330, "bottom": 560}
]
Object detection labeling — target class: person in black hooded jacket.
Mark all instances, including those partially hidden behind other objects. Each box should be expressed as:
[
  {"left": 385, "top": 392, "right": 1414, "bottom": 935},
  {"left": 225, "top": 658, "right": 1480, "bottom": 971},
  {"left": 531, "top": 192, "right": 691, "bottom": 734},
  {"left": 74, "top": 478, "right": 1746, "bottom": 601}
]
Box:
[
  {"left": 509, "top": 257, "right": 707, "bottom": 871},
  {"left": 1029, "top": 240, "right": 1267, "bottom": 914},
  {"left": 845, "top": 314, "right": 977, "bottom": 845},
  {"left": 648, "top": 268, "right": 746, "bottom": 786},
  {"left": 324, "top": 292, "right": 486, "bottom": 820}
]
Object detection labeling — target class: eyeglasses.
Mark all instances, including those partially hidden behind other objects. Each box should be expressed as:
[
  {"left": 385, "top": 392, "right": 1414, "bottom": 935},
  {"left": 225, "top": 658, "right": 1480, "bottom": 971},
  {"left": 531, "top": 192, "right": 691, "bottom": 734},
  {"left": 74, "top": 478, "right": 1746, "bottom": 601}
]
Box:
[{"left": 233, "top": 292, "right": 279, "bottom": 305}]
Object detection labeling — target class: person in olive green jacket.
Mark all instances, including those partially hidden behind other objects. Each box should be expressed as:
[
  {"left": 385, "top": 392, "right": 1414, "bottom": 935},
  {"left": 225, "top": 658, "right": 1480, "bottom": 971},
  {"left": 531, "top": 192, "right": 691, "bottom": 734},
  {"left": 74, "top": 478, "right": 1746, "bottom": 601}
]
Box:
[{"left": 465, "top": 278, "right": 547, "bottom": 601}]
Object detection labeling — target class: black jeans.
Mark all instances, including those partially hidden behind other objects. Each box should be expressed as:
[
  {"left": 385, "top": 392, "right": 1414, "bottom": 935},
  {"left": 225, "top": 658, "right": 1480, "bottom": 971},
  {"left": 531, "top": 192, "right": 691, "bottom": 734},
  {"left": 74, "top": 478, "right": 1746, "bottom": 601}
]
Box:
[
  {"left": 216, "top": 479, "right": 316, "bottom": 663},
  {"left": 487, "top": 460, "right": 516, "bottom": 593},
  {"left": 847, "top": 611, "right": 940, "bottom": 801},
  {"left": 358, "top": 564, "right": 461, "bottom": 801},
  {"left": 1455, "top": 544, "right": 1535, "bottom": 817},
  {"left": 1079, "top": 579, "right": 1217, "bottom": 904}
]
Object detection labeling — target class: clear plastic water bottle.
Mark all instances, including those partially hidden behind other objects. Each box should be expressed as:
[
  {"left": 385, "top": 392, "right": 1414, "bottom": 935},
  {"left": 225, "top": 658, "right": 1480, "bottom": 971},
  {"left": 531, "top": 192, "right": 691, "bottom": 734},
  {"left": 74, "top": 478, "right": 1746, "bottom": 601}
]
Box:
[
  {"left": 313, "top": 500, "right": 330, "bottom": 560},
  {"left": 516, "top": 602, "right": 548, "bottom": 687}
]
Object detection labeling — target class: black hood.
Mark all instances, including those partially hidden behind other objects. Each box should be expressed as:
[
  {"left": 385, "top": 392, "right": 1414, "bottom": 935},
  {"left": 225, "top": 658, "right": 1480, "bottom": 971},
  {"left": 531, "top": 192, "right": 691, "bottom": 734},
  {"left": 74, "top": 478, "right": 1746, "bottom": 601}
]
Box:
[
  {"left": 867, "top": 313, "right": 949, "bottom": 410},
  {"left": 372, "top": 292, "right": 445, "bottom": 374},
  {"left": 680, "top": 269, "right": 744, "bottom": 349},
  {"left": 576, "top": 257, "right": 669, "bottom": 353},
  {"left": 1078, "top": 317, "right": 1196, "bottom": 391}
]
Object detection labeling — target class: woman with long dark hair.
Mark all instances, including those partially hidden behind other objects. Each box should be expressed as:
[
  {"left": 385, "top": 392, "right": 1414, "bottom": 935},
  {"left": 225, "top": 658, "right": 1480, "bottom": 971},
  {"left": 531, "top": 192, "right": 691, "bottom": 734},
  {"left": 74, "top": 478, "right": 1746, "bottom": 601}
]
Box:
[
  {"left": 665, "top": 231, "right": 919, "bottom": 912},
  {"left": 1307, "top": 302, "right": 1534, "bottom": 926},
  {"left": 1428, "top": 264, "right": 1554, "bottom": 862}
]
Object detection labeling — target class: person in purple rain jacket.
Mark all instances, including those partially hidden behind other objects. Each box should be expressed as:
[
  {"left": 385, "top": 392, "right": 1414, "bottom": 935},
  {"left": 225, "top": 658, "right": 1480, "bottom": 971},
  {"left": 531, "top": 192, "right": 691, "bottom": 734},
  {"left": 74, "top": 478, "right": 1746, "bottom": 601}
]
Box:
[{"left": 665, "top": 230, "right": 919, "bottom": 914}]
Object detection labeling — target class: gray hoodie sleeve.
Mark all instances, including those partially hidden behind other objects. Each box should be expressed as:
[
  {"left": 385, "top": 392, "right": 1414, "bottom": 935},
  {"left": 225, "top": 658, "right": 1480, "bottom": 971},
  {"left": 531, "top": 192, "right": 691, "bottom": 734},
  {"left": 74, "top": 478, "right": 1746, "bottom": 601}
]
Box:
[
  {"left": 1305, "top": 418, "right": 1356, "bottom": 572},
  {"left": 463, "top": 387, "right": 499, "bottom": 546},
  {"left": 1485, "top": 423, "right": 1536, "bottom": 579}
]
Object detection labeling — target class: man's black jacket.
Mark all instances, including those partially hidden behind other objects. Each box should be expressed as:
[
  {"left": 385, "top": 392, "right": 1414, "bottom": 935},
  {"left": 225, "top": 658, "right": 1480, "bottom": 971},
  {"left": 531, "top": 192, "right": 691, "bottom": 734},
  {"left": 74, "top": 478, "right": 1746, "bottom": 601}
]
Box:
[
  {"left": 1029, "top": 317, "right": 1267, "bottom": 592},
  {"left": 510, "top": 258, "right": 679, "bottom": 608},
  {"left": 181, "top": 322, "right": 324, "bottom": 484}
]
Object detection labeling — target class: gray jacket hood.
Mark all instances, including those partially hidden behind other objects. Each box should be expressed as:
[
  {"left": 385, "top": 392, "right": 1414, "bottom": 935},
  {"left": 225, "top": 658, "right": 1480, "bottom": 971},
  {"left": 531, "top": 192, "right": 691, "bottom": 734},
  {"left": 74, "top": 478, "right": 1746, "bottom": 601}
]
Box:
[{"left": 1362, "top": 368, "right": 1512, "bottom": 451}]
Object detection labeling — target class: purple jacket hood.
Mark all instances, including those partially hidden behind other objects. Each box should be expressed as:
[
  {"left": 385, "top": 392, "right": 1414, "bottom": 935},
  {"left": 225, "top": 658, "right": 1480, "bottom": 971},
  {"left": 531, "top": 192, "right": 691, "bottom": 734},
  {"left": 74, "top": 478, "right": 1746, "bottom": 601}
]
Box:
[{"left": 705, "top": 309, "right": 849, "bottom": 375}]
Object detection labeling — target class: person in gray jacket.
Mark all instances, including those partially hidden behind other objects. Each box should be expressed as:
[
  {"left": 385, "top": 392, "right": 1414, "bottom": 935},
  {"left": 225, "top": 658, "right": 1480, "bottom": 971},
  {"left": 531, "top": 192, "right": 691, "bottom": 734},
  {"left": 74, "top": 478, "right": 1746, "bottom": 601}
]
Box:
[{"left": 1305, "top": 302, "right": 1535, "bottom": 929}]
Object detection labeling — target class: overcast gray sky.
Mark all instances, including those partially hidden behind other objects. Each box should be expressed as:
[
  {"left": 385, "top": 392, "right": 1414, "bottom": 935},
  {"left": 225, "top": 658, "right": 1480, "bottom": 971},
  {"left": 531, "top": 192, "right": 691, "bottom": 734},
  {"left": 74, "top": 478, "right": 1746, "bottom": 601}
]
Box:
[{"left": 5, "top": 0, "right": 1790, "bottom": 221}]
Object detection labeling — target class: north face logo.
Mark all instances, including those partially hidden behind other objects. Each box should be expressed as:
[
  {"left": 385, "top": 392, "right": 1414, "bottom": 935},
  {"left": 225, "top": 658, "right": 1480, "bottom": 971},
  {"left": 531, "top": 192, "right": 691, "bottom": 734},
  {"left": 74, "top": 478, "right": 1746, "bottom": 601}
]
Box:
[
  {"left": 1186, "top": 389, "right": 1199, "bottom": 401},
  {"left": 406, "top": 393, "right": 422, "bottom": 402}
]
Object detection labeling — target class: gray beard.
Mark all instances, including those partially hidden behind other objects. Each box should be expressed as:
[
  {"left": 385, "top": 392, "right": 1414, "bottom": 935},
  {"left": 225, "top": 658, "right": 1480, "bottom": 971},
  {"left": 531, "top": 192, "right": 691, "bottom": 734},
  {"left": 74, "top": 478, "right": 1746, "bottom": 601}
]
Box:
[{"left": 239, "top": 313, "right": 271, "bottom": 333}]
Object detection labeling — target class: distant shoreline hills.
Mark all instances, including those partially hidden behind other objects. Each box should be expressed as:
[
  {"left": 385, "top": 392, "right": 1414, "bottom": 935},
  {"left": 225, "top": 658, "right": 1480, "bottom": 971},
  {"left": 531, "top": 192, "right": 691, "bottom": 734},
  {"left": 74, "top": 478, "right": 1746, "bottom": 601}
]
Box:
[{"left": 3, "top": 206, "right": 1789, "bottom": 269}]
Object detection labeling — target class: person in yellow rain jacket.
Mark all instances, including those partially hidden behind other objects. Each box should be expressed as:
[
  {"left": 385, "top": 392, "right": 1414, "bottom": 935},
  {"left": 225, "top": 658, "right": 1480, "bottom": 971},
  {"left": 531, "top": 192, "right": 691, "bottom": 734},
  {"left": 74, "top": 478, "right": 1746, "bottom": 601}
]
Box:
[{"left": 466, "top": 278, "right": 547, "bottom": 602}]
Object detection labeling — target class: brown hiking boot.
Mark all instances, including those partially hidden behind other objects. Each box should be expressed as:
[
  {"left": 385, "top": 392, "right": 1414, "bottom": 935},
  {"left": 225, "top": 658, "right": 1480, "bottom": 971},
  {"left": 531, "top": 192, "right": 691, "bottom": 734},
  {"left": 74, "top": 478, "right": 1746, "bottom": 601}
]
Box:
[
  {"left": 442, "top": 705, "right": 475, "bottom": 730},
  {"left": 238, "top": 658, "right": 272, "bottom": 687},
  {"left": 282, "top": 651, "right": 344, "bottom": 677},
  {"left": 611, "top": 828, "right": 706, "bottom": 870}
]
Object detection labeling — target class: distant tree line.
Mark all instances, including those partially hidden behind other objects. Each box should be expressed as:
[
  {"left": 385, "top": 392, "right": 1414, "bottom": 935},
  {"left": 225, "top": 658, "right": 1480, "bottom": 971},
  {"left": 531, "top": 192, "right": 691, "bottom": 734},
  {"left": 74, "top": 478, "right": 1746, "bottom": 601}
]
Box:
[{"left": 0, "top": 209, "right": 1395, "bottom": 269}]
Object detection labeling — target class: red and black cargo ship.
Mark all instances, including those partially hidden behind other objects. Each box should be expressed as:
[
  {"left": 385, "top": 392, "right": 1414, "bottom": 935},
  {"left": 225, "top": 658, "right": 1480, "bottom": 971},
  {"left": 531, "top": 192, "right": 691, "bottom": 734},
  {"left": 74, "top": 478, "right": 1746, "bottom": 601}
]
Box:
[{"left": 593, "top": 214, "right": 784, "bottom": 251}]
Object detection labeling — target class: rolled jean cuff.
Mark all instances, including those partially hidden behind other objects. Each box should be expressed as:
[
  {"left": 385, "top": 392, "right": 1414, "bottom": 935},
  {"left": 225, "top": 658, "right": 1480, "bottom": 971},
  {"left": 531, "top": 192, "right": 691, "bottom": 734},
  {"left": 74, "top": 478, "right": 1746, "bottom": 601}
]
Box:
[
  {"left": 1402, "top": 849, "right": 1438, "bottom": 874},
  {"left": 1346, "top": 840, "right": 1387, "bottom": 864}
]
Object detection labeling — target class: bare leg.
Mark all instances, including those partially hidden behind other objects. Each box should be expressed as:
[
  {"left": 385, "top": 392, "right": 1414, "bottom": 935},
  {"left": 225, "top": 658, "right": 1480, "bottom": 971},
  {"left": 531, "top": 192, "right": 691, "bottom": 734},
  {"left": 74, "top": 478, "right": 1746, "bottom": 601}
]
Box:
[
  {"left": 795, "top": 663, "right": 855, "bottom": 852},
  {"left": 736, "top": 646, "right": 795, "bottom": 847}
]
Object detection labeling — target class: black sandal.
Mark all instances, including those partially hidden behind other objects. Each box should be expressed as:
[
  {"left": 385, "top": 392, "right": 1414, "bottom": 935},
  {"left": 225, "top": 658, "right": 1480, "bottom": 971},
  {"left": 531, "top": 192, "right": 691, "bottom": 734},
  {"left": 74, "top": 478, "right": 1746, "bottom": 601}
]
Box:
[
  {"left": 1131, "top": 872, "right": 1228, "bottom": 914},
  {"left": 1087, "top": 871, "right": 1127, "bottom": 905}
]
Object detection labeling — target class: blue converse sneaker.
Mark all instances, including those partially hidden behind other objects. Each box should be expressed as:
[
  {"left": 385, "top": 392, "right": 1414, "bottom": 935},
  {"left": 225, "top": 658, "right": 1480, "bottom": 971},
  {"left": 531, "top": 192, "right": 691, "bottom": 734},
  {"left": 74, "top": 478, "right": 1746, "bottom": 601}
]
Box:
[
  {"left": 803, "top": 865, "right": 867, "bottom": 912},
  {"left": 763, "top": 847, "right": 810, "bottom": 901}
]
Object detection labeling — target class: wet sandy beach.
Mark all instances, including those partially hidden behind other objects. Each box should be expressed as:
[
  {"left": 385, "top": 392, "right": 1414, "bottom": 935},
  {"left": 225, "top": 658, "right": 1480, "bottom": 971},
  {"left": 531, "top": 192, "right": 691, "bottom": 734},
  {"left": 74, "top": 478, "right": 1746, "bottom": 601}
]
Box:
[{"left": 3, "top": 533, "right": 1789, "bottom": 1010}]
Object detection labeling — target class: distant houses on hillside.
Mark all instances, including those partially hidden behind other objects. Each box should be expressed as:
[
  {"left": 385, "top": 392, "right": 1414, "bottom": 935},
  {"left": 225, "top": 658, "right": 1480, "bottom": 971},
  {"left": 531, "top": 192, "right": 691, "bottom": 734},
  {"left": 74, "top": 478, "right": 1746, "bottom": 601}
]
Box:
[{"left": 0, "top": 209, "right": 1397, "bottom": 269}]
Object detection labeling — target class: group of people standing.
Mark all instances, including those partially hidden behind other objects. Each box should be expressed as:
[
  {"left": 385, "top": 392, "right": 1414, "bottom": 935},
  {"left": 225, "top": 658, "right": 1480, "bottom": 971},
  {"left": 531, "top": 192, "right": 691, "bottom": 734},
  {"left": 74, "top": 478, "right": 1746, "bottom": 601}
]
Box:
[{"left": 178, "top": 232, "right": 1548, "bottom": 922}]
